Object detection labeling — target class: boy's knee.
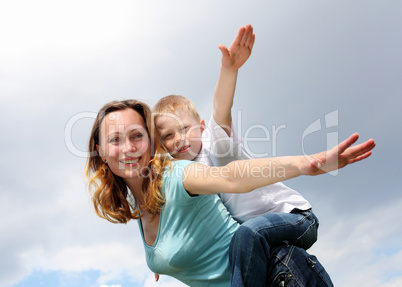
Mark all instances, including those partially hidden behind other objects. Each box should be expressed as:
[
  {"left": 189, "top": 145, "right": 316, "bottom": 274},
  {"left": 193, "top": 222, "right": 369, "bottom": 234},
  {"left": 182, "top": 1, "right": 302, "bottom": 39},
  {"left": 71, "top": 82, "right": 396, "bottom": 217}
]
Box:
[
  {"left": 237, "top": 218, "right": 265, "bottom": 237},
  {"left": 233, "top": 222, "right": 269, "bottom": 249},
  {"left": 233, "top": 224, "right": 254, "bottom": 242}
]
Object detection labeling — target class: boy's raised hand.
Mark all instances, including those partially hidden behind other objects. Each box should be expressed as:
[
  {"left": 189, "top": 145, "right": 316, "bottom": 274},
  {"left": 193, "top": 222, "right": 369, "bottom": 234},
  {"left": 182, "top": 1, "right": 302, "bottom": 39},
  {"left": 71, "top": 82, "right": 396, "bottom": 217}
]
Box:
[
  {"left": 218, "top": 24, "right": 255, "bottom": 71},
  {"left": 213, "top": 24, "right": 255, "bottom": 135}
]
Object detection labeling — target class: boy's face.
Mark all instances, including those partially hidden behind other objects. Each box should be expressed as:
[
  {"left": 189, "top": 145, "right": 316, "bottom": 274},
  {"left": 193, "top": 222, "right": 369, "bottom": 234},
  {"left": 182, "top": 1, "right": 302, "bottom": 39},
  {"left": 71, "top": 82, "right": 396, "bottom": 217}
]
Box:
[{"left": 155, "top": 109, "right": 205, "bottom": 161}]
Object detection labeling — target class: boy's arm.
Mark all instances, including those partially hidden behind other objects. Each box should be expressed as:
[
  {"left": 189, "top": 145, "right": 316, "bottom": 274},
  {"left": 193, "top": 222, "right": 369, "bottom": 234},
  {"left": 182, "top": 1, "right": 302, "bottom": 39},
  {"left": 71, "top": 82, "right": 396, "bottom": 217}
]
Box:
[{"left": 212, "top": 24, "right": 255, "bottom": 136}]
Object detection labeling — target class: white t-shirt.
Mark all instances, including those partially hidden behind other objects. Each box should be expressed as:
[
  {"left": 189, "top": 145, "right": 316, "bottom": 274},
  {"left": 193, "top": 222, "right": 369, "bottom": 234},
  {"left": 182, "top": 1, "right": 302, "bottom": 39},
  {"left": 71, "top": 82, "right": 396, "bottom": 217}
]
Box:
[{"left": 194, "top": 115, "right": 311, "bottom": 223}]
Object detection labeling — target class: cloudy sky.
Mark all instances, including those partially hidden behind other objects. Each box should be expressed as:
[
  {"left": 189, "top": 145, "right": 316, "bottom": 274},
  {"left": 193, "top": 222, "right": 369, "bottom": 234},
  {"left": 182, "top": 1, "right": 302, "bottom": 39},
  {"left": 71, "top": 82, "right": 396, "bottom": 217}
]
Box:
[{"left": 1, "top": 0, "right": 401, "bottom": 286}]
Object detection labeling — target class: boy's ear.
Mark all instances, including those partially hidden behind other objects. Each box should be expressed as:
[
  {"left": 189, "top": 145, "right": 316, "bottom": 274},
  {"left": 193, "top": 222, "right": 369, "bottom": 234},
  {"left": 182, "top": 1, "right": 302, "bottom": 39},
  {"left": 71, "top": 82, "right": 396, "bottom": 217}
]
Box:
[{"left": 199, "top": 119, "right": 206, "bottom": 132}]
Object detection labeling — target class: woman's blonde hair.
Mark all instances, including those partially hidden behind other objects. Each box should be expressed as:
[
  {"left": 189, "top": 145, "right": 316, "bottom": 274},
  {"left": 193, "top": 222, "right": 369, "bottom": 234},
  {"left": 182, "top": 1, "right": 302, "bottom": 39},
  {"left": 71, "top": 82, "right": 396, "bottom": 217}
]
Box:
[{"left": 85, "top": 99, "right": 171, "bottom": 224}]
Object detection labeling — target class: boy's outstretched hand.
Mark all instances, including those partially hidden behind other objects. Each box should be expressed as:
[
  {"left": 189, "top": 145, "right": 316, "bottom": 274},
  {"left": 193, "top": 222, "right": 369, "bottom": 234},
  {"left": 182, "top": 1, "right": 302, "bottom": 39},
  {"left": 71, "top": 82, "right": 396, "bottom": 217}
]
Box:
[
  {"left": 300, "top": 133, "right": 376, "bottom": 176},
  {"left": 219, "top": 24, "right": 255, "bottom": 71}
]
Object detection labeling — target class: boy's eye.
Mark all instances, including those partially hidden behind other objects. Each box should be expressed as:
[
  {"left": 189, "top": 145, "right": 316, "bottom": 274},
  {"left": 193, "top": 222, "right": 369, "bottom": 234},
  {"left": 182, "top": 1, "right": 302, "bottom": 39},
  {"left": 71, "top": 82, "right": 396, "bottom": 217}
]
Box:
[{"left": 163, "top": 133, "right": 173, "bottom": 140}]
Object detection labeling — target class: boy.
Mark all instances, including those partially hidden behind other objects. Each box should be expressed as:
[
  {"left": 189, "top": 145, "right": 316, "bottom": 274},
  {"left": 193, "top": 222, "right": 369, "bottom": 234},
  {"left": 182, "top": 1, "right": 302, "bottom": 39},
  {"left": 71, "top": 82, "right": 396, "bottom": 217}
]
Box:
[{"left": 153, "top": 24, "right": 317, "bottom": 255}]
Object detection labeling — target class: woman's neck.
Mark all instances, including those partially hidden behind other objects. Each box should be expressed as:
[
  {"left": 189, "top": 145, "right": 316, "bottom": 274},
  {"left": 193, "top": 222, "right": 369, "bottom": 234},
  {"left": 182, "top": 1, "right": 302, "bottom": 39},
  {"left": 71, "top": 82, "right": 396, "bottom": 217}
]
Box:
[
  {"left": 124, "top": 176, "right": 145, "bottom": 204},
  {"left": 126, "top": 177, "right": 154, "bottom": 219}
]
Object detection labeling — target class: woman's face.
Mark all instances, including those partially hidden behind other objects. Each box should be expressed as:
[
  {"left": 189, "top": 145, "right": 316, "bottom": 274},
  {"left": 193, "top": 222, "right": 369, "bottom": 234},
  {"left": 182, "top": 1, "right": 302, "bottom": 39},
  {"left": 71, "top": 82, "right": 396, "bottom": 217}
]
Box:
[{"left": 96, "top": 108, "right": 151, "bottom": 180}]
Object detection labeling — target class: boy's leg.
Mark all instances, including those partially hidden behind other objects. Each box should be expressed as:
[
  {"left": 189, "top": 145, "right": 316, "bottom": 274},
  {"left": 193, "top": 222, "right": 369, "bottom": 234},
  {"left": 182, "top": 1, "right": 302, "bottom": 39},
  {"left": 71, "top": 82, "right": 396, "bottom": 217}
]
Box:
[
  {"left": 229, "top": 210, "right": 319, "bottom": 286},
  {"left": 266, "top": 242, "right": 334, "bottom": 287}
]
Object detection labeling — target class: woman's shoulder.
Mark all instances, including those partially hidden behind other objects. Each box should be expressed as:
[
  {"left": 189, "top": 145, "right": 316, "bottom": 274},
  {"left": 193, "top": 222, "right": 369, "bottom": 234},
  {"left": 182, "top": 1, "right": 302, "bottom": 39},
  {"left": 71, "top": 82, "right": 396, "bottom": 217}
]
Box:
[
  {"left": 162, "top": 160, "right": 197, "bottom": 203},
  {"left": 165, "top": 160, "right": 193, "bottom": 173},
  {"left": 162, "top": 160, "right": 194, "bottom": 182}
]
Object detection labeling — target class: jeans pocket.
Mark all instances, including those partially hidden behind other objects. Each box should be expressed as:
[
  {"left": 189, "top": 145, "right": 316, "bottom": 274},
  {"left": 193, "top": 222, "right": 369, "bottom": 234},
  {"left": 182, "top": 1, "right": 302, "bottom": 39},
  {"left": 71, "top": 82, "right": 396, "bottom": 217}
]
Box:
[{"left": 270, "top": 272, "right": 304, "bottom": 287}]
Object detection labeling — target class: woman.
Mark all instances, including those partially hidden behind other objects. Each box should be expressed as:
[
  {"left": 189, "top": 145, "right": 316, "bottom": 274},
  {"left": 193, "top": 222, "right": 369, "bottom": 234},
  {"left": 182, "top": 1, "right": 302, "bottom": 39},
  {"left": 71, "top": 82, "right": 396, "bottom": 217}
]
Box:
[{"left": 85, "top": 99, "right": 375, "bottom": 286}]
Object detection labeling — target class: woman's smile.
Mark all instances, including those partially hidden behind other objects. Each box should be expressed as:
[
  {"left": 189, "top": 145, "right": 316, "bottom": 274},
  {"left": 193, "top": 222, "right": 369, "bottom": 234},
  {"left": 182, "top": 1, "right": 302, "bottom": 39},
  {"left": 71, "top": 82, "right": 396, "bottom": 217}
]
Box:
[{"left": 120, "top": 156, "right": 142, "bottom": 167}]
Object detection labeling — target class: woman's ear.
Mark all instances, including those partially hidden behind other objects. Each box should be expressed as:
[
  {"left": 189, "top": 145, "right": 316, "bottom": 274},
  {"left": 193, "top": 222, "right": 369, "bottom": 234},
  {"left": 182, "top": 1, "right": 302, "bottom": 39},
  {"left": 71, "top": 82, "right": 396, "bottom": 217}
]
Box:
[{"left": 96, "top": 144, "right": 105, "bottom": 162}]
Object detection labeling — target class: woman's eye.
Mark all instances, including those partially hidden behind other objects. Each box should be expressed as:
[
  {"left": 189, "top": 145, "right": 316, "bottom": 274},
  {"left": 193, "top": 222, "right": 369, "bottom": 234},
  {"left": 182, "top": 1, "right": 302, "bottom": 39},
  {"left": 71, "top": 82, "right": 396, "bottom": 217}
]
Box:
[
  {"left": 132, "top": 133, "right": 143, "bottom": 140},
  {"left": 109, "top": 137, "right": 119, "bottom": 143}
]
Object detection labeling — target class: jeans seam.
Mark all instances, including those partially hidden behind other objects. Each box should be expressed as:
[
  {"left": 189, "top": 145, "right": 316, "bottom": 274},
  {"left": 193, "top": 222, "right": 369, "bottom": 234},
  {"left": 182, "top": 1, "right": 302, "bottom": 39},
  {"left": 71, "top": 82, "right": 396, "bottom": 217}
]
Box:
[
  {"left": 281, "top": 245, "right": 304, "bottom": 286},
  {"left": 253, "top": 212, "right": 313, "bottom": 240},
  {"left": 243, "top": 228, "right": 261, "bottom": 283},
  {"left": 296, "top": 216, "right": 317, "bottom": 242},
  {"left": 308, "top": 256, "right": 334, "bottom": 287}
]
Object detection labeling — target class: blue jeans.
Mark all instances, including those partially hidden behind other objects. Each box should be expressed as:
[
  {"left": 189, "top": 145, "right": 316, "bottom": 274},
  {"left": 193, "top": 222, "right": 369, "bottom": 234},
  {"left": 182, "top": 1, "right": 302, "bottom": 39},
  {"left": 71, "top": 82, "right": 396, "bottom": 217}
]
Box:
[
  {"left": 229, "top": 210, "right": 330, "bottom": 286},
  {"left": 266, "top": 242, "right": 334, "bottom": 286}
]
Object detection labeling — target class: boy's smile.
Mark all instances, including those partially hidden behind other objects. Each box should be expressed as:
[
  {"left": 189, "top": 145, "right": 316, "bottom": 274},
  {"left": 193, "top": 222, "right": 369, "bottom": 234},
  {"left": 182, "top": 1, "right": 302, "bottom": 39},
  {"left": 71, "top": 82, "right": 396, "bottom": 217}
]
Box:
[
  {"left": 178, "top": 145, "right": 191, "bottom": 153},
  {"left": 155, "top": 109, "right": 205, "bottom": 161}
]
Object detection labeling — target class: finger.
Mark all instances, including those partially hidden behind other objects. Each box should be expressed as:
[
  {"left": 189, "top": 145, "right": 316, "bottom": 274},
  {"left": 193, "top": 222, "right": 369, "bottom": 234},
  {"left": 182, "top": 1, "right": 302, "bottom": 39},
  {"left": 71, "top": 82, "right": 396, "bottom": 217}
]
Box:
[
  {"left": 246, "top": 33, "right": 255, "bottom": 50},
  {"left": 347, "top": 150, "right": 372, "bottom": 165},
  {"left": 240, "top": 25, "right": 251, "bottom": 46},
  {"left": 242, "top": 24, "right": 254, "bottom": 48},
  {"left": 337, "top": 133, "right": 360, "bottom": 155},
  {"left": 233, "top": 26, "right": 246, "bottom": 46},
  {"left": 353, "top": 139, "right": 375, "bottom": 157},
  {"left": 244, "top": 24, "right": 254, "bottom": 46},
  {"left": 343, "top": 139, "right": 376, "bottom": 159},
  {"left": 218, "top": 44, "right": 230, "bottom": 58}
]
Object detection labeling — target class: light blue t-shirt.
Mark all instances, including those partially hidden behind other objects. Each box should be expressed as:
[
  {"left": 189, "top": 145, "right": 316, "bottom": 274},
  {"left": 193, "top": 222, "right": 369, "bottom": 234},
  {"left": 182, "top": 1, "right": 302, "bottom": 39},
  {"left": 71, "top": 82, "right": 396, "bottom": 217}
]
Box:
[{"left": 138, "top": 160, "right": 239, "bottom": 286}]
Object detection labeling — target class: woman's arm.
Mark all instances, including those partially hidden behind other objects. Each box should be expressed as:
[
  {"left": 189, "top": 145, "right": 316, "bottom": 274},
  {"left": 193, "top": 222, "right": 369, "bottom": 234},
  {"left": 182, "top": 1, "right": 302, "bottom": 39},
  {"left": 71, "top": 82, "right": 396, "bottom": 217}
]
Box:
[{"left": 183, "top": 133, "right": 375, "bottom": 195}]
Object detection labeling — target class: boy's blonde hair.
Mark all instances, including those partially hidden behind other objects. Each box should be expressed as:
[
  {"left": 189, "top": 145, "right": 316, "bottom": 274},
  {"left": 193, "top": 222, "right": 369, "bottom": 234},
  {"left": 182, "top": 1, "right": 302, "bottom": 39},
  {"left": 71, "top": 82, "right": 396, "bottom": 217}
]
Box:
[{"left": 153, "top": 95, "right": 200, "bottom": 121}]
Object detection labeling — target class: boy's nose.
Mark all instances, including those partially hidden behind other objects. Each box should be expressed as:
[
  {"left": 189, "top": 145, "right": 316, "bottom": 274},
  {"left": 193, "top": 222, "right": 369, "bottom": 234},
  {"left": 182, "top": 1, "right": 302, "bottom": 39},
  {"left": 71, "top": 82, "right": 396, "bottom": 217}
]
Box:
[{"left": 174, "top": 132, "right": 184, "bottom": 146}]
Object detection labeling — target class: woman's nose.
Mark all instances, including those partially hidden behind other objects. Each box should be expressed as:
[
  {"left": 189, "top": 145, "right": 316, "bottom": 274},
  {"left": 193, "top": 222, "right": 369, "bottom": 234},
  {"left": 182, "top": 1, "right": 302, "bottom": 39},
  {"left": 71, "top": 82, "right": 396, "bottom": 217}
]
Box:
[{"left": 124, "top": 139, "right": 137, "bottom": 152}]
